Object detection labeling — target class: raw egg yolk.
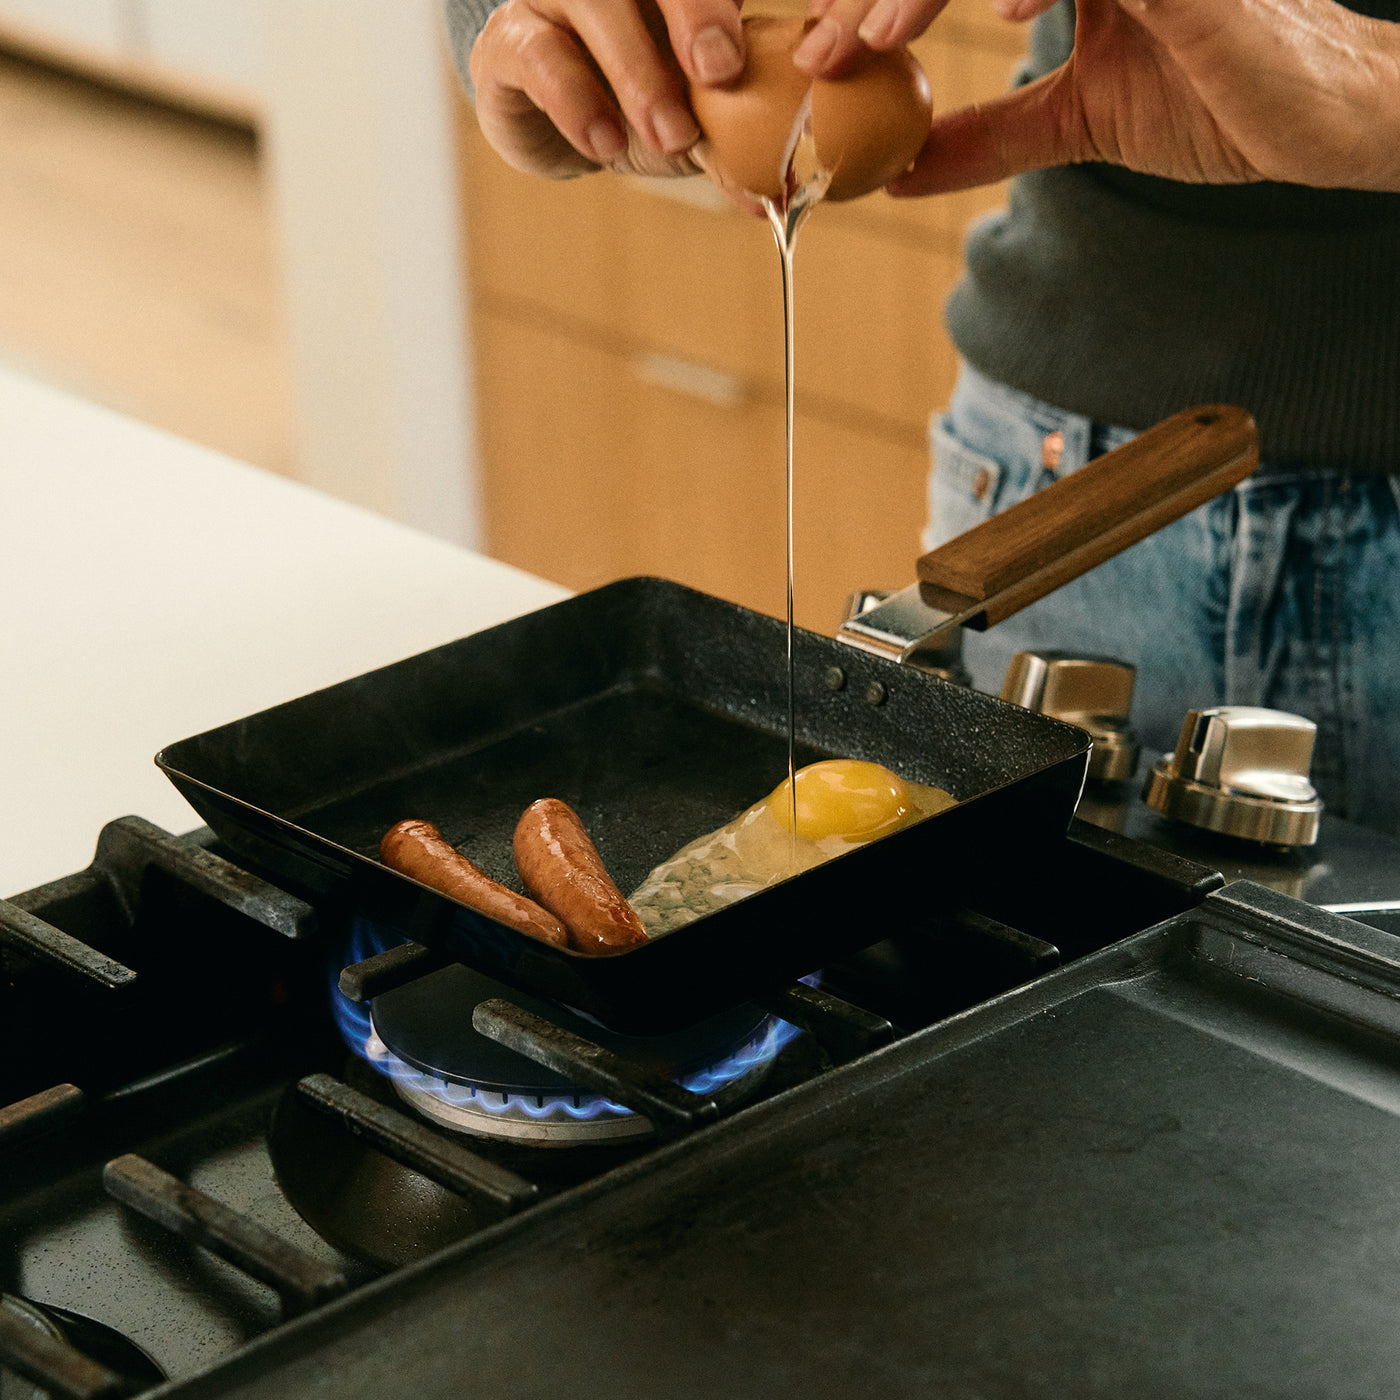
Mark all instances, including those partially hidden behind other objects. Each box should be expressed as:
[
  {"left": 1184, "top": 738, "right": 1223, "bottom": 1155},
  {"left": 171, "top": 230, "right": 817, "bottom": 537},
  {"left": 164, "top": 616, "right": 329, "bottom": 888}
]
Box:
[{"left": 766, "top": 759, "right": 915, "bottom": 843}]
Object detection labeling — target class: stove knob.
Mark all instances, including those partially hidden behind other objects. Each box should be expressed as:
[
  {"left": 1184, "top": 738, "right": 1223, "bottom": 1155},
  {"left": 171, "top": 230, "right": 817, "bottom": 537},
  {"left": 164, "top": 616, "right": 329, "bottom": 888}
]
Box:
[
  {"left": 1000, "top": 651, "right": 1140, "bottom": 783},
  {"left": 1143, "top": 706, "right": 1323, "bottom": 847}
]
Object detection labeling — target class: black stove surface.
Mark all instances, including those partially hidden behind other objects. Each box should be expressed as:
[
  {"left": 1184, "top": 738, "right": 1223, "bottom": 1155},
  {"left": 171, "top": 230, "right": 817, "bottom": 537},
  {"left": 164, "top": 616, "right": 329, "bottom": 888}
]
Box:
[
  {"left": 164, "top": 884, "right": 1400, "bottom": 1400},
  {"left": 2, "top": 809, "right": 1393, "bottom": 1397},
  {"left": 1078, "top": 787, "right": 1400, "bottom": 933}
]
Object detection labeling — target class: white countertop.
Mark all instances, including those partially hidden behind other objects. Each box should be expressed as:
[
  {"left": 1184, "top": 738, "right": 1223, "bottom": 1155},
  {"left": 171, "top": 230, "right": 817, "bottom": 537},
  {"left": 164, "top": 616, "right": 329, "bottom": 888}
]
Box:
[{"left": 0, "top": 368, "right": 568, "bottom": 896}]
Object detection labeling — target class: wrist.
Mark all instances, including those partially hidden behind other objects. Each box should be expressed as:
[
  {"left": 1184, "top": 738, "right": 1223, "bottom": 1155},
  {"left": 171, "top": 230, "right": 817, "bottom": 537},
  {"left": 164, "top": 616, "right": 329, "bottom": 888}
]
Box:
[{"left": 1347, "top": 14, "right": 1400, "bottom": 191}]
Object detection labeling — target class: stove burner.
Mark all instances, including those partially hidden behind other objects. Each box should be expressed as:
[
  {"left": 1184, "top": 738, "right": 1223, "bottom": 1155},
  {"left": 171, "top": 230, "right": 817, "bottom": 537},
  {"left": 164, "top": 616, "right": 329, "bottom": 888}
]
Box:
[
  {"left": 365, "top": 1018, "right": 788, "bottom": 1143},
  {"left": 364, "top": 1023, "right": 654, "bottom": 1143},
  {"left": 336, "top": 955, "right": 796, "bottom": 1146},
  {"left": 0, "top": 1294, "right": 166, "bottom": 1399}
]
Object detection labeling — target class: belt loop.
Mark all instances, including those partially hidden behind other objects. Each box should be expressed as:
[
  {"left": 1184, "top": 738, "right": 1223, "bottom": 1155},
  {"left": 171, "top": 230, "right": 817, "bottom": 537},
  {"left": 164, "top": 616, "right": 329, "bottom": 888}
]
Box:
[{"left": 1053, "top": 416, "right": 1091, "bottom": 475}]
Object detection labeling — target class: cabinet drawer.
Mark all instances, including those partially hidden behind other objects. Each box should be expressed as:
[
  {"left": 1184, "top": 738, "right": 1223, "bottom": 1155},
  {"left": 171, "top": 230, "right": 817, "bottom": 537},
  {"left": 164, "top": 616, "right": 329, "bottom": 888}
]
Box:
[
  {"left": 464, "top": 127, "right": 780, "bottom": 383},
  {"left": 464, "top": 124, "right": 962, "bottom": 435},
  {"left": 476, "top": 310, "right": 930, "bottom": 632},
  {"left": 797, "top": 217, "right": 961, "bottom": 430}
]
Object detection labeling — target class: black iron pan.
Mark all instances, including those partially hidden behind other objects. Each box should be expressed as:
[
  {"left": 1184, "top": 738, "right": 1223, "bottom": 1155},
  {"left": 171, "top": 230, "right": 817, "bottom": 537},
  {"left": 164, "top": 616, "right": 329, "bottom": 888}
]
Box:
[
  {"left": 157, "top": 407, "right": 1258, "bottom": 1033},
  {"left": 157, "top": 578, "right": 1087, "bottom": 1032}
]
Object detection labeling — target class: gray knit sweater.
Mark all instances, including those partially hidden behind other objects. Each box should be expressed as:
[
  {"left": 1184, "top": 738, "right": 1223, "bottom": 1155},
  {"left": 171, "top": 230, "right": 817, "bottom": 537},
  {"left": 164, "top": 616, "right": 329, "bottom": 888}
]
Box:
[
  {"left": 446, "top": 0, "right": 1400, "bottom": 469},
  {"left": 946, "top": 0, "right": 1400, "bottom": 470},
  {"left": 445, "top": 0, "right": 493, "bottom": 99}
]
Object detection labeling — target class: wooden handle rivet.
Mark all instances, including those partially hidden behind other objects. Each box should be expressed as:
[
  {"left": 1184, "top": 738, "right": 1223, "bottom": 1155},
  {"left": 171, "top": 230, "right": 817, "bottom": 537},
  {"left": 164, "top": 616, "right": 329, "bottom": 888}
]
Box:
[
  {"left": 824, "top": 666, "right": 846, "bottom": 692},
  {"left": 863, "top": 681, "right": 888, "bottom": 707}
]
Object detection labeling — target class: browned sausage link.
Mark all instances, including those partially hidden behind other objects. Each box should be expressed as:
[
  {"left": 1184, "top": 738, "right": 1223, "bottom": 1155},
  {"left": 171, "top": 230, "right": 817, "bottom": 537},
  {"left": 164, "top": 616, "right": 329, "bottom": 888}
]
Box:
[
  {"left": 380, "top": 819, "right": 569, "bottom": 949},
  {"left": 512, "top": 799, "right": 649, "bottom": 955}
]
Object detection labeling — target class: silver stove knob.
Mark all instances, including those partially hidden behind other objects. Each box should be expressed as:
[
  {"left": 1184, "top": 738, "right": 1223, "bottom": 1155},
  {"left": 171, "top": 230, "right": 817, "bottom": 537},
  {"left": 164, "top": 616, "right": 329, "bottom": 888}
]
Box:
[
  {"left": 1000, "top": 651, "right": 1140, "bottom": 784},
  {"left": 1143, "top": 706, "right": 1323, "bottom": 847}
]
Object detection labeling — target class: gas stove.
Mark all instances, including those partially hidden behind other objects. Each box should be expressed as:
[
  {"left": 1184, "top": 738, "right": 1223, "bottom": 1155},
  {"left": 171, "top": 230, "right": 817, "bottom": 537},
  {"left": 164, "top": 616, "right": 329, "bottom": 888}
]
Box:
[{"left": 4, "top": 799, "right": 1400, "bottom": 1398}]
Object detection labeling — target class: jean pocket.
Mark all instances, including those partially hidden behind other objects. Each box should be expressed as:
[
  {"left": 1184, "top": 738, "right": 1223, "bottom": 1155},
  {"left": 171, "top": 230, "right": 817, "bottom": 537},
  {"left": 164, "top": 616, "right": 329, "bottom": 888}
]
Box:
[{"left": 925, "top": 417, "right": 1004, "bottom": 550}]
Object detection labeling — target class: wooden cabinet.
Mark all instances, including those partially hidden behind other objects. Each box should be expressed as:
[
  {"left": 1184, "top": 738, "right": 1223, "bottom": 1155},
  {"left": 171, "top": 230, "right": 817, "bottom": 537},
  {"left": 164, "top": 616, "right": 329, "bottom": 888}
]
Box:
[
  {"left": 456, "top": 10, "right": 1026, "bottom": 632},
  {"left": 477, "top": 309, "right": 931, "bottom": 622},
  {"left": 0, "top": 0, "right": 266, "bottom": 120}
]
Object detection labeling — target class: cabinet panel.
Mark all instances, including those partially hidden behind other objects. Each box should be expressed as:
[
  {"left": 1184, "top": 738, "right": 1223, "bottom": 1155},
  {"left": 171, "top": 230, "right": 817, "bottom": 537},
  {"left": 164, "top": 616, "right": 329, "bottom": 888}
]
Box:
[
  {"left": 465, "top": 130, "right": 781, "bottom": 385},
  {"left": 796, "top": 221, "right": 961, "bottom": 430},
  {"left": 477, "top": 311, "right": 929, "bottom": 632},
  {"left": 465, "top": 121, "right": 961, "bottom": 436},
  {"left": 0, "top": 0, "right": 264, "bottom": 120}
]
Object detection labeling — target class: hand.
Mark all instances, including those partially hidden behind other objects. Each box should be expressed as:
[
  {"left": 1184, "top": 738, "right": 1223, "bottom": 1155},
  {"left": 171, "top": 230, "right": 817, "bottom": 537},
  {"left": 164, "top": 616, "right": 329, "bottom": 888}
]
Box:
[
  {"left": 792, "top": 0, "right": 950, "bottom": 73},
  {"left": 469, "top": 0, "right": 747, "bottom": 179},
  {"left": 887, "top": 0, "right": 1400, "bottom": 197}
]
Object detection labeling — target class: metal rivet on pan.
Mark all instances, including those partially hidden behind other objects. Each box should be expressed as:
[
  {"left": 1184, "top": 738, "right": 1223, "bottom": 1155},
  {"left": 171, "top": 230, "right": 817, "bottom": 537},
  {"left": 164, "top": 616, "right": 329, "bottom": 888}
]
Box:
[
  {"left": 864, "top": 681, "right": 887, "bottom": 706},
  {"left": 824, "top": 666, "right": 846, "bottom": 691}
]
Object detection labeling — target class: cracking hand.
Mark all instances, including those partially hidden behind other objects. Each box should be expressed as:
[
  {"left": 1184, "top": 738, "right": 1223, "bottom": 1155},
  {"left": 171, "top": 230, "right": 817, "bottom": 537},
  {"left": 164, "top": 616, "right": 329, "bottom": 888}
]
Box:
[
  {"left": 886, "top": 0, "right": 1400, "bottom": 197},
  {"left": 470, "top": 0, "right": 745, "bottom": 179}
]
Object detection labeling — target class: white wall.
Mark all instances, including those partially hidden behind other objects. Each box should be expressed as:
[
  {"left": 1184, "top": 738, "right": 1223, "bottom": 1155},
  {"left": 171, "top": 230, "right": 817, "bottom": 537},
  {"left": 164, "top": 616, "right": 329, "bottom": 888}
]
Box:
[
  {"left": 0, "top": 0, "right": 130, "bottom": 50},
  {"left": 0, "top": 0, "right": 266, "bottom": 100},
  {"left": 262, "top": 0, "right": 482, "bottom": 547},
  {"left": 140, "top": 0, "right": 270, "bottom": 95},
  {"left": 0, "top": 0, "right": 483, "bottom": 550}
]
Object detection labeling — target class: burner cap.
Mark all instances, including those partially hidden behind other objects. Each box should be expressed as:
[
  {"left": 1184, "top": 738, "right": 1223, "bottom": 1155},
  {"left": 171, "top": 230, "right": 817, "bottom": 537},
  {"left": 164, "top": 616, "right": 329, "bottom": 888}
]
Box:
[
  {"left": 366, "top": 963, "right": 780, "bottom": 1143},
  {"left": 371, "top": 964, "right": 769, "bottom": 1096}
]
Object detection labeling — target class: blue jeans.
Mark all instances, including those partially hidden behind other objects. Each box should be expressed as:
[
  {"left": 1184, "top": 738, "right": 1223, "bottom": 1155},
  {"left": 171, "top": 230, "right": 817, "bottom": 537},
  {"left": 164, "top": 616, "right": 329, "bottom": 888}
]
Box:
[{"left": 925, "top": 364, "right": 1400, "bottom": 834}]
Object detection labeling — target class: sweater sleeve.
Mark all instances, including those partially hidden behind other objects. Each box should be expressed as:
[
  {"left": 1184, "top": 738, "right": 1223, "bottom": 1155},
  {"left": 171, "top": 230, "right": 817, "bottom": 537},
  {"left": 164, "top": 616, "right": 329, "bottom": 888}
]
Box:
[{"left": 444, "top": 0, "right": 508, "bottom": 101}]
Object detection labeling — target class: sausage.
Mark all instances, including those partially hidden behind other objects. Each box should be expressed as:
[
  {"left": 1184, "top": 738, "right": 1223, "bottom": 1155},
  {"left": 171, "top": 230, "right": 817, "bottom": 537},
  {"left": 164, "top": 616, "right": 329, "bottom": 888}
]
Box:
[
  {"left": 380, "top": 819, "right": 569, "bottom": 949},
  {"left": 513, "top": 799, "right": 649, "bottom": 954}
]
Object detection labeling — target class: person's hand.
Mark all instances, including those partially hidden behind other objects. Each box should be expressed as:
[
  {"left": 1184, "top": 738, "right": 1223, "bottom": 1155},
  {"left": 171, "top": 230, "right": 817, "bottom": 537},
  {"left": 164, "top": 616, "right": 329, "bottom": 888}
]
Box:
[
  {"left": 469, "top": 0, "right": 746, "bottom": 179},
  {"left": 886, "top": 0, "right": 1400, "bottom": 197},
  {"left": 791, "top": 0, "right": 950, "bottom": 73}
]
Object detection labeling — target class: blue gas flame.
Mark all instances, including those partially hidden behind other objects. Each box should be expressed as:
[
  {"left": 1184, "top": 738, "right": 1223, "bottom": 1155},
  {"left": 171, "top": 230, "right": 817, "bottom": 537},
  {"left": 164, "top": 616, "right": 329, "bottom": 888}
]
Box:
[{"left": 330, "top": 920, "right": 807, "bottom": 1124}]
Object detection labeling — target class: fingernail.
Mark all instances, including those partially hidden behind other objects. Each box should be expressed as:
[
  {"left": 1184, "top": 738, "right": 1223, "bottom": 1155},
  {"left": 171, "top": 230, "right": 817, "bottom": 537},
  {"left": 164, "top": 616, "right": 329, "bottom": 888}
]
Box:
[
  {"left": 692, "top": 25, "right": 742, "bottom": 83},
  {"left": 652, "top": 100, "right": 700, "bottom": 154},
  {"left": 793, "top": 16, "right": 839, "bottom": 71},
  {"left": 588, "top": 119, "right": 626, "bottom": 163},
  {"left": 857, "top": 0, "right": 898, "bottom": 45}
]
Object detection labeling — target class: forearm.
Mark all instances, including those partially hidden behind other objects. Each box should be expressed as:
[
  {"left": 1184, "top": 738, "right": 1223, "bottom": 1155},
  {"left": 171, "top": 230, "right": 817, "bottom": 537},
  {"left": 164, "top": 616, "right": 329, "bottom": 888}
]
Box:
[
  {"left": 1350, "top": 12, "right": 1400, "bottom": 191},
  {"left": 1165, "top": 0, "right": 1400, "bottom": 190}
]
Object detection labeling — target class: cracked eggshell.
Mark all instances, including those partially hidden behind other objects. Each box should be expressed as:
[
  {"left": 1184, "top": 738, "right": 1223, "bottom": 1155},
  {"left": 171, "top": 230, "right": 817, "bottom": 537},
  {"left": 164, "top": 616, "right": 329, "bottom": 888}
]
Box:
[
  {"left": 689, "top": 17, "right": 810, "bottom": 201},
  {"left": 688, "top": 16, "right": 933, "bottom": 204},
  {"left": 812, "top": 44, "right": 932, "bottom": 201}
]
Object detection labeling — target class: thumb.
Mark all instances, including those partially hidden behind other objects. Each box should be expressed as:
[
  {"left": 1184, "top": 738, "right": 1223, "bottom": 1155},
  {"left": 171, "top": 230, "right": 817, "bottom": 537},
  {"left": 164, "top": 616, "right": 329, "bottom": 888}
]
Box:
[{"left": 887, "top": 66, "right": 1083, "bottom": 197}]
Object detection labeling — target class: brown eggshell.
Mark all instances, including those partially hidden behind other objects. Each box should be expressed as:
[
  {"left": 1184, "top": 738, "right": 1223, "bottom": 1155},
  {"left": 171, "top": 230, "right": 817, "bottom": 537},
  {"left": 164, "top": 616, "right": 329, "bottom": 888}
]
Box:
[
  {"left": 688, "top": 16, "right": 933, "bottom": 205},
  {"left": 688, "top": 17, "right": 809, "bottom": 201},
  {"left": 812, "top": 46, "right": 932, "bottom": 201}
]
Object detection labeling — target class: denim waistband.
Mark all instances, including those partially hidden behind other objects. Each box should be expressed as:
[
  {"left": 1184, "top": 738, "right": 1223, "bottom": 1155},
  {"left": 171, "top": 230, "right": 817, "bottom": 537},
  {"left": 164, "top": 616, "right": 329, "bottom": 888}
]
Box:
[{"left": 951, "top": 363, "right": 1398, "bottom": 479}]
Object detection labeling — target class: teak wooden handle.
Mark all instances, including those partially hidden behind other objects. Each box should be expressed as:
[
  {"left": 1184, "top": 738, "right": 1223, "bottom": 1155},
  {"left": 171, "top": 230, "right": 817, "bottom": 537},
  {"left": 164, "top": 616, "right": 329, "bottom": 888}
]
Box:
[{"left": 915, "top": 404, "right": 1259, "bottom": 629}]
